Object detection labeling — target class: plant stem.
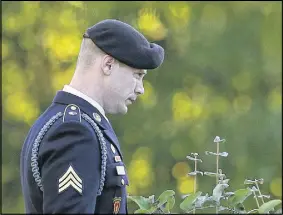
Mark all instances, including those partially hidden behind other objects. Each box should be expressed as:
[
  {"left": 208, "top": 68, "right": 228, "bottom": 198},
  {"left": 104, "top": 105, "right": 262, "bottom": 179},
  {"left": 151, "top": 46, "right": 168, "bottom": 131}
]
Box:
[
  {"left": 193, "top": 155, "right": 197, "bottom": 214},
  {"left": 252, "top": 190, "right": 260, "bottom": 209},
  {"left": 216, "top": 142, "right": 219, "bottom": 214},
  {"left": 194, "top": 158, "right": 197, "bottom": 194},
  {"left": 255, "top": 181, "right": 265, "bottom": 204},
  {"left": 219, "top": 143, "right": 221, "bottom": 185}
]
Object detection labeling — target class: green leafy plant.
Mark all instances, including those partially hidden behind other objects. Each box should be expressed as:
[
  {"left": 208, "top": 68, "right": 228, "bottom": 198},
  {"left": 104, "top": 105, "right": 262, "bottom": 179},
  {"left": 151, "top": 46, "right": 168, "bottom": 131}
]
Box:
[
  {"left": 127, "top": 136, "right": 282, "bottom": 214},
  {"left": 127, "top": 190, "right": 175, "bottom": 214}
]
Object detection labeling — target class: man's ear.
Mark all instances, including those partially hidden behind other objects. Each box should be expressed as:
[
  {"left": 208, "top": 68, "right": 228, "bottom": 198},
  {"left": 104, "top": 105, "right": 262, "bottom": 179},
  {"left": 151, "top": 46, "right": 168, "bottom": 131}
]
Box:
[{"left": 101, "top": 55, "right": 116, "bottom": 76}]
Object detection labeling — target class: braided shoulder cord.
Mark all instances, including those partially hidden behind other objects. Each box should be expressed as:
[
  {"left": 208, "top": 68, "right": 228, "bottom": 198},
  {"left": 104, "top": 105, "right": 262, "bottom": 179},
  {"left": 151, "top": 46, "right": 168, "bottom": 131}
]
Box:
[
  {"left": 81, "top": 113, "right": 107, "bottom": 196},
  {"left": 31, "top": 112, "right": 63, "bottom": 191},
  {"left": 31, "top": 111, "right": 107, "bottom": 196}
]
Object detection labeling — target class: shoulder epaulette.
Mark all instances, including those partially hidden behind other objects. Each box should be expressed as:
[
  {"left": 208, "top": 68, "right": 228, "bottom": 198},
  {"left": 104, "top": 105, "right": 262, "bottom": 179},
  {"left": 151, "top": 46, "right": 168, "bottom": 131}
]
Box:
[{"left": 62, "top": 104, "right": 82, "bottom": 123}]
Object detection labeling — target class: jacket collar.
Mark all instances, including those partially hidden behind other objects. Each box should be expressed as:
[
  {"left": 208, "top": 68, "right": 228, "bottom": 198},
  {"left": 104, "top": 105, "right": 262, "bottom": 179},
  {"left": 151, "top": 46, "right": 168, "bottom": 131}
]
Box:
[
  {"left": 62, "top": 85, "right": 109, "bottom": 122},
  {"left": 52, "top": 91, "right": 123, "bottom": 158}
]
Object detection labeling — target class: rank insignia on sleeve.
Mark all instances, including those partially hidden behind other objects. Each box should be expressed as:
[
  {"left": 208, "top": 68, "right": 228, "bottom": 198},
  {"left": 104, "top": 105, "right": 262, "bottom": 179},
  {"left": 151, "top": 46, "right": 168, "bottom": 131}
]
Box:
[
  {"left": 58, "top": 165, "right": 83, "bottom": 194},
  {"left": 113, "top": 197, "right": 121, "bottom": 214}
]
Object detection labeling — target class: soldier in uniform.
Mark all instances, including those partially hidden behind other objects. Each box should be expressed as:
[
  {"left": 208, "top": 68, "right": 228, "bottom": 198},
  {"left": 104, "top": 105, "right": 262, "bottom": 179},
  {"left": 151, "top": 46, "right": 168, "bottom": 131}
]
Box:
[{"left": 20, "top": 19, "right": 164, "bottom": 214}]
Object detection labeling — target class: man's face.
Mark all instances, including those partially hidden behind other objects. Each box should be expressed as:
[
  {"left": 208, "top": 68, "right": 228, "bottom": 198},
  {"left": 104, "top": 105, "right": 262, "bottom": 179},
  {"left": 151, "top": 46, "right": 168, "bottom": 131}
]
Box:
[{"left": 103, "top": 62, "right": 146, "bottom": 115}]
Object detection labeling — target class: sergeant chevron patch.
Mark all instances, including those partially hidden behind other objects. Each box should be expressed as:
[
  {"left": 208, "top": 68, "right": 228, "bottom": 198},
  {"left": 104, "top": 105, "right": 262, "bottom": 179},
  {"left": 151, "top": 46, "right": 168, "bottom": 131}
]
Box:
[{"left": 58, "top": 165, "right": 83, "bottom": 194}]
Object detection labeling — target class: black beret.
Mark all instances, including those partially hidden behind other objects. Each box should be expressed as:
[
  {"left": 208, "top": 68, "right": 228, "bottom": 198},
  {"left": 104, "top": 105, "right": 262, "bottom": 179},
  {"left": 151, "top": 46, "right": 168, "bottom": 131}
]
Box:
[{"left": 83, "top": 19, "right": 164, "bottom": 70}]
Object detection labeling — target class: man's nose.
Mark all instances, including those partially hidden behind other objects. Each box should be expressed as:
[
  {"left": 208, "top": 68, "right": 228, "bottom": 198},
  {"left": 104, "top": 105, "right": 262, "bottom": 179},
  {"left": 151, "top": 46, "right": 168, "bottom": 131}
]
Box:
[{"left": 135, "top": 81, "right": 144, "bottom": 95}]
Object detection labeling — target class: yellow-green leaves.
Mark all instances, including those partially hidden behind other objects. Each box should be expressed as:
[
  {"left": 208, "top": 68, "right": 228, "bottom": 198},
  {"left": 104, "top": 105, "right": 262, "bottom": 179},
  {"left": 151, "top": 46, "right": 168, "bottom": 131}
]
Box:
[
  {"left": 258, "top": 199, "right": 282, "bottom": 214},
  {"left": 127, "top": 196, "right": 152, "bottom": 211},
  {"left": 180, "top": 191, "right": 202, "bottom": 212},
  {"left": 228, "top": 188, "right": 253, "bottom": 207},
  {"left": 128, "top": 190, "right": 176, "bottom": 214},
  {"left": 134, "top": 209, "right": 150, "bottom": 214},
  {"left": 212, "top": 183, "right": 229, "bottom": 203}
]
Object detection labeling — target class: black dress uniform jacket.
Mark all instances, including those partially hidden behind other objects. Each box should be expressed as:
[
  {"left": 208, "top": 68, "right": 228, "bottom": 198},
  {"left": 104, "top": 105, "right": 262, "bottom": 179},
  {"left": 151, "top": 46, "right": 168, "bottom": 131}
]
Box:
[{"left": 20, "top": 91, "right": 129, "bottom": 214}]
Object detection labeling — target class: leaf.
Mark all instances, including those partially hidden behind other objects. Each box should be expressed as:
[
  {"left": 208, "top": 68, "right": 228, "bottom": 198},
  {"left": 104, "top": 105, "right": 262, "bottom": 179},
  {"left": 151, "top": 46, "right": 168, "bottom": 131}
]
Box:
[
  {"left": 180, "top": 191, "right": 202, "bottom": 212},
  {"left": 228, "top": 188, "right": 252, "bottom": 207},
  {"left": 167, "top": 195, "right": 175, "bottom": 210},
  {"left": 186, "top": 155, "right": 196, "bottom": 161},
  {"left": 186, "top": 155, "right": 202, "bottom": 162},
  {"left": 257, "top": 194, "right": 270, "bottom": 199},
  {"left": 247, "top": 209, "right": 259, "bottom": 214},
  {"left": 275, "top": 208, "right": 282, "bottom": 214},
  {"left": 204, "top": 171, "right": 226, "bottom": 180},
  {"left": 219, "top": 152, "right": 229, "bottom": 157},
  {"left": 134, "top": 209, "right": 150, "bottom": 214},
  {"left": 188, "top": 171, "right": 197, "bottom": 176},
  {"left": 161, "top": 195, "right": 175, "bottom": 213},
  {"left": 205, "top": 151, "right": 228, "bottom": 157},
  {"left": 244, "top": 179, "right": 255, "bottom": 185},
  {"left": 188, "top": 171, "right": 203, "bottom": 176},
  {"left": 205, "top": 151, "right": 216, "bottom": 156},
  {"left": 194, "top": 193, "right": 209, "bottom": 208},
  {"left": 258, "top": 199, "right": 282, "bottom": 214},
  {"left": 127, "top": 196, "right": 151, "bottom": 210},
  {"left": 244, "top": 178, "right": 264, "bottom": 185},
  {"left": 234, "top": 203, "right": 246, "bottom": 213},
  {"left": 256, "top": 178, "right": 264, "bottom": 184},
  {"left": 218, "top": 206, "right": 229, "bottom": 212},
  {"left": 204, "top": 171, "right": 217, "bottom": 177},
  {"left": 196, "top": 171, "right": 204, "bottom": 176},
  {"left": 148, "top": 195, "right": 155, "bottom": 204},
  {"left": 221, "top": 179, "right": 230, "bottom": 184},
  {"left": 212, "top": 183, "right": 229, "bottom": 203},
  {"left": 224, "top": 192, "right": 235, "bottom": 198},
  {"left": 214, "top": 136, "right": 221, "bottom": 142},
  {"left": 214, "top": 136, "right": 226, "bottom": 143},
  {"left": 156, "top": 190, "right": 175, "bottom": 208}
]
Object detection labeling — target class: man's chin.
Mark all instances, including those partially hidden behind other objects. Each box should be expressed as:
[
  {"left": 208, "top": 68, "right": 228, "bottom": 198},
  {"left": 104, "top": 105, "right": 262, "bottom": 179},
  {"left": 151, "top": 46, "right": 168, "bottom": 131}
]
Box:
[
  {"left": 108, "top": 105, "right": 128, "bottom": 115},
  {"left": 120, "top": 105, "right": 128, "bottom": 115}
]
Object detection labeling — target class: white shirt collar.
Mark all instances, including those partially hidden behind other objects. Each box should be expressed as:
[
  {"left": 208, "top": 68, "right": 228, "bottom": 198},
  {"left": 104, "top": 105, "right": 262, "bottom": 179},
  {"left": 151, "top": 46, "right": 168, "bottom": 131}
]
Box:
[{"left": 62, "top": 85, "right": 109, "bottom": 122}]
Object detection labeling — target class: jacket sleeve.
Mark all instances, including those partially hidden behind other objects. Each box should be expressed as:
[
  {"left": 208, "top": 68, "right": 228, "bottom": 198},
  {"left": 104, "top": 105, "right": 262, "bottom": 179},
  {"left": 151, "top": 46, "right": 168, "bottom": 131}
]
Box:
[{"left": 41, "top": 121, "right": 101, "bottom": 213}]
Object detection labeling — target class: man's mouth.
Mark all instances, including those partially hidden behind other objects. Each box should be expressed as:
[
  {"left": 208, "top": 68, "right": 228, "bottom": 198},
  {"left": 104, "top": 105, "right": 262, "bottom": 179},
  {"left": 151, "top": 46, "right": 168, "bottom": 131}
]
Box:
[{"left": 126, "top": 98, "right": 136, "bottom": 105}]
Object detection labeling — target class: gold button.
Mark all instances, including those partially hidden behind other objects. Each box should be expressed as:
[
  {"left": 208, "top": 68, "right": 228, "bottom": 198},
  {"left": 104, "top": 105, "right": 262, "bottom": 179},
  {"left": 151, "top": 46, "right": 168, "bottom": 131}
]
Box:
[
  {"left": 93, "top": 113, "right": 101, "bottom": 122},
  {"left": 121, "top": 179, "right": 125, "bottom": 185}
]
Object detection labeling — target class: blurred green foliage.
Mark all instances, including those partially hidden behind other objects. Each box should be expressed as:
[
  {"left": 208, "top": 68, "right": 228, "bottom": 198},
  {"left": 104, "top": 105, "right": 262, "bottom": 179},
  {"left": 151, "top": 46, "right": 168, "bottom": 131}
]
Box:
[{"left": 1, "top": 1, "right": 282, "bottom": 213}]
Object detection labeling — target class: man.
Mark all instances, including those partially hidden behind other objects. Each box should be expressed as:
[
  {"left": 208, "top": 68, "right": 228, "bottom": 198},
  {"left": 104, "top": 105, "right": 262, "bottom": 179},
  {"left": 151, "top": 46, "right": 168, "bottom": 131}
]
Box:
[{"left": 20, "top": 19, "right": 164, "bottom": 214}]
